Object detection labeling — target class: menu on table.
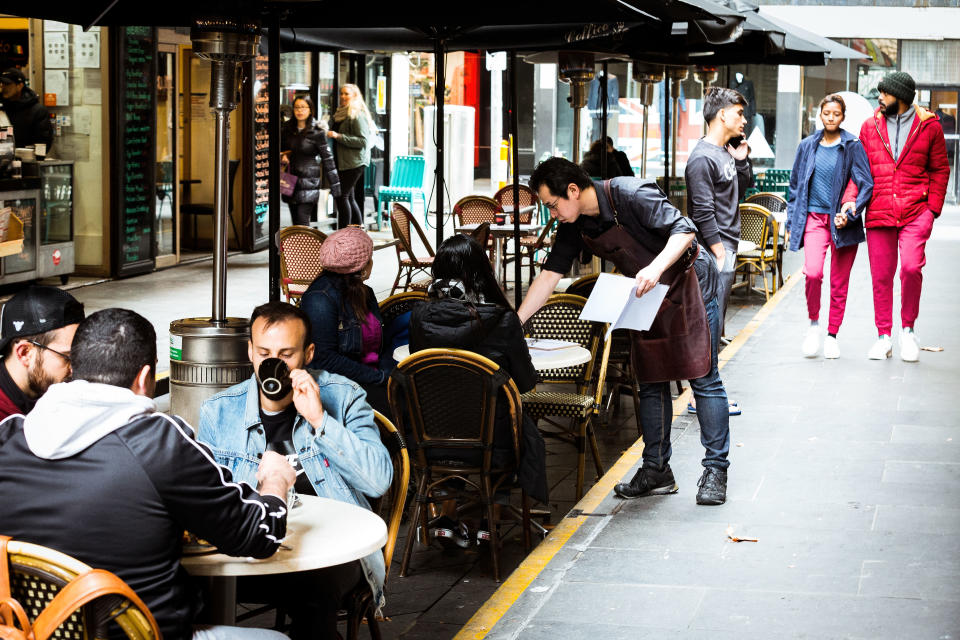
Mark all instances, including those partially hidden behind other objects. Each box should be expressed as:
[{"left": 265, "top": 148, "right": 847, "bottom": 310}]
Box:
[{"left": 111, "top": 26, "right": 156, "bottom": 276}]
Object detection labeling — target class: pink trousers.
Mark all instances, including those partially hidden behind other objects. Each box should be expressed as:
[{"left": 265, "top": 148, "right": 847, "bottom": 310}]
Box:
[
  {"left": 803, "top": 213, "right": 859, "bottom": 334},
  {"left": 866, "top": 210, "right": 934, "bottom": 335}
]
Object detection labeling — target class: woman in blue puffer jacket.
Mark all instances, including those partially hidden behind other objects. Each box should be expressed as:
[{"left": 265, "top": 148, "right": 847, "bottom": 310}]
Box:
[{"left": 786, "top": 93, "right": 873, "bottom": 360}]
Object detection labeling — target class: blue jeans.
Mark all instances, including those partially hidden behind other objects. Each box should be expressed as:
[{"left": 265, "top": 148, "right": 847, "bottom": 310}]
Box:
[{"left": 635, "top": 297, "right": 730, "bottom": 471}]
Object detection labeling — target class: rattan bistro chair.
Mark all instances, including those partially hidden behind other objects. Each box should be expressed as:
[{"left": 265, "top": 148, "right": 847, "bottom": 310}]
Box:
[
  {"left": 388, "top": 348, "right": 530, "bottom": 583},
  {"left": 735, "top": 204, "right": 778, "bottom": 300},
  {"left": 390, "top": 203, "right": 435, "bottom": 295},
  {"left": 276, "top": 225, "right": 327, "bottom": 305},
  {"left": 379, "top": 290, "right": 428, "bottom": 328},
  {"left": 521, "top": 294, "right": 607, "bottom": 500},
  {"left": 1, "top": 537, "right": 160, "bottom": 639},
  {"left": 342, "top": 412, "right": 409, "bottom": 640},
  {"left": 745, "top": 192, "right": 787, "bottom": 287}
]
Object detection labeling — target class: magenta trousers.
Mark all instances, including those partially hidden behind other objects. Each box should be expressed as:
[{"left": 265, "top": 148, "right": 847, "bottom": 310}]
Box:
[
  {"left": 866, "top": 210, "right": 934, "bottom": 335},
  {"left": 803, "top": 213, "right": 859, "bottom": 334}
]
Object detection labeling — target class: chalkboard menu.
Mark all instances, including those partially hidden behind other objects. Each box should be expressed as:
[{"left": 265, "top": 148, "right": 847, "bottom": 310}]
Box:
[
  {"left": 111, "top": 26, "right": 157, "bottom": 277},
  {"left": 249, "top": 48, "right": 270, "bottom": 251}
]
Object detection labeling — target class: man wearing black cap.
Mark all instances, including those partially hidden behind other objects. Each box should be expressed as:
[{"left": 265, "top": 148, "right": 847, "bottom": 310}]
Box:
[
  {"left": 0, "top": 285, "right": 85, "bottom": 418},
  {"left": 841, "top": 71, "right": 950, "bottom": 363},
  {"left": 0, "top": 68, "right": 53, "bottom": 150}
]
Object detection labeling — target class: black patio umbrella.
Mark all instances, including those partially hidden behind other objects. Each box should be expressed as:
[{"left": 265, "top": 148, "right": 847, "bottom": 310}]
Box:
[{"left": 8, "top": 0, "right": 744, "bottom": 307}]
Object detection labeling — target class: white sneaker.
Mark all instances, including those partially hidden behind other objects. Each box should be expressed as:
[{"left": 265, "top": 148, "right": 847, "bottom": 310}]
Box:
[
  {"left": 802, "top": 325, "right": 821, "bottom": 358},
  {"left": 900, "top": 328, "right": 920, "bottom": 362},
  {"left": 823, "top": 336, "right": 840, "bottom": 359},
  {"left": 867, "top": 335, "right": 893, "bottom": 360}
]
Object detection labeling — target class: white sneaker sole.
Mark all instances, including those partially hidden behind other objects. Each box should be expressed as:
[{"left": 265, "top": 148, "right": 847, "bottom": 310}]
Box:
[{"left": 868, "top": 349, "right": 892, "bottom": 360}]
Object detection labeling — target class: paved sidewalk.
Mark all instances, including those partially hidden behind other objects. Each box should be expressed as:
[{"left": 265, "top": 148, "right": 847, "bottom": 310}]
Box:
[{"left": 471, "top": 208, "right": 960, "bottom": 639}]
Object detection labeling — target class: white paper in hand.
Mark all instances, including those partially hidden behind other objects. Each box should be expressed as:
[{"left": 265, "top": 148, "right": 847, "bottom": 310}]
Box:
[{"left": 578, "top": 273, "right": 668, "bottom": 338}]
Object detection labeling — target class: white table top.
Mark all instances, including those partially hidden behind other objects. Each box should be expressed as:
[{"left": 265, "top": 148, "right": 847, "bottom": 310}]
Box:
[
  {"left": 499, "top": 204, "right": 537, "bottom": 215},
  {"left": 181, "top": 495, "right": 386, "bottom": 577},
  {"left": 393, "top": 342, "right": 591, "bottom": 371},
  {"left": 457, "top": 222, "right": 542, "bottom": 237}
]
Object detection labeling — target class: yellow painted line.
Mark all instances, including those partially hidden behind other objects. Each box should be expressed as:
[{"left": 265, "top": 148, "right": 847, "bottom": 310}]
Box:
[{"left": 455, "top": 269, "right": 803, "bottom": 640}]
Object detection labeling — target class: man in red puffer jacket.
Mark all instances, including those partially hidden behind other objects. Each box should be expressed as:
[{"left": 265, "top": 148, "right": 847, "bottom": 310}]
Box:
[{"left": 842, "top": 71, "right": 949, "bottom": 363}]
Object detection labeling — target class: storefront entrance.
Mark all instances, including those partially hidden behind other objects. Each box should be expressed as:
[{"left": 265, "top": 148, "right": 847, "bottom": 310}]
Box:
[{"left": 918, "top": 85, "right": 959, "bottom": 205}]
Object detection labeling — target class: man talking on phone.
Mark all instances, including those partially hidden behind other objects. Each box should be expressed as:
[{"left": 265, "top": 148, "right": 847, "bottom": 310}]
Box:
[{"left": 685, "top": 87, "right": 751, "bottom": 339}]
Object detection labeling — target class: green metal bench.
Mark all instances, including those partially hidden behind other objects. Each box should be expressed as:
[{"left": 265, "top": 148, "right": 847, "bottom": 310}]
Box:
[{"left": 377, "top": 155, "right": 426, "bottom": 230}]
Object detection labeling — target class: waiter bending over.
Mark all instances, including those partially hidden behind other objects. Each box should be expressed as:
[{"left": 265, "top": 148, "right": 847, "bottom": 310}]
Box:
[{"left": 520, "top": 158, "right": 732, "bottom": 505}]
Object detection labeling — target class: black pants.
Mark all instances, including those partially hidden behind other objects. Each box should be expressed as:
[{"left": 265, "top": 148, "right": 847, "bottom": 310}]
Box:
[
  {"left": 236, "top": 560, "right": 363, "bottom": 640},
  {"left": 289, "top": 202, "right": 317, "bottom": 227},
  {"left": 337, "top": 166, "right": 365, "bottom": 228}
]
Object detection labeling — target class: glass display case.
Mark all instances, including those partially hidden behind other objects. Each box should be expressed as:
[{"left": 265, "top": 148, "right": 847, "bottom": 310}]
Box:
[
  {"left": 0, "top": 189, "right": 37, "bottom": 278},
  {"left": 37, "top": 161, "right": 75, "bottom": 280},
  {"left": 0, "top": 161, "right": 75, "bottom": 285}
]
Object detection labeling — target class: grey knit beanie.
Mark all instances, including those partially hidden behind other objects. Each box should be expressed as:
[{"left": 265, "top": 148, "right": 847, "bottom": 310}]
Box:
[{"left": 877, "top": 71, "right": 916, "bottom": 105}]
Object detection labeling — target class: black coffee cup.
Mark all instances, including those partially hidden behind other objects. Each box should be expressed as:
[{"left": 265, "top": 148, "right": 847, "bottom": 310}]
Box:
[{"left": 258, "top": 358, "right": 292, "bottom": 400}]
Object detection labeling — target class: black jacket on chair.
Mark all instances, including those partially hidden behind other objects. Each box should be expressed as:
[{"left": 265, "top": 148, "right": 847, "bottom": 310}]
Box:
[
  {"left": 409, "top": 298, "right": 548, "bottom": 503},
  {"left": 281, "top": 117, "right": 341, "bottom": 205}
]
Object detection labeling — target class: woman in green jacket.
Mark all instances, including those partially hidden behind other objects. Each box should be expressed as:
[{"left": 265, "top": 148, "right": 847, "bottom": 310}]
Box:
[{"left": 327, "top": 83, "right": 374, "bottom": 228}]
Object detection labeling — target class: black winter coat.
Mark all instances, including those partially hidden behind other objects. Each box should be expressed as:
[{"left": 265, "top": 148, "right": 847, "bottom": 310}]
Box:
[
  {"left": 280, "top": 117, "right": 341, "bottom": 204},
  {"left": 0, "top": 86, "right": 53, "bottom": 149},
  {"left": 409, "top": 298, "right": 548, "bottom": 503}
]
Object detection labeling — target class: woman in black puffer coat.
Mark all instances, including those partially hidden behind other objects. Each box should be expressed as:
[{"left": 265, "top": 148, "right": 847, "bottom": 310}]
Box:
[
  {"left": 281, "top": 96, "right": 343, "bottom": 226},
  {"left": 409, "top": 234, "right": 548, "bottom": 506}
]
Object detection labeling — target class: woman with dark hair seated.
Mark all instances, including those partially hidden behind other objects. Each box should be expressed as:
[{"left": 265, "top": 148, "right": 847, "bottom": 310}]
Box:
[
  {"left": 301, "top": 227, "right": 393, "bottom": 415},
  {"left": 409, "top": 234, "right": 548, "bottom": 545}
]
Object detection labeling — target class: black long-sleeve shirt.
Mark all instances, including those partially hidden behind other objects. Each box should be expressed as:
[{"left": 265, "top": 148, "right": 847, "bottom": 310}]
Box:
[
  {"left": 542, "top": 178, "right": 719, "bottom": 304},
  {"left": 685, "top": 139, "right": 752, "bottom": 250}
]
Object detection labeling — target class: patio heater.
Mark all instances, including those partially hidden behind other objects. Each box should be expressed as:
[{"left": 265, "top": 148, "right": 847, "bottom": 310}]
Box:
[
  {"left": 694, "top": 66, "right": 718, "bottom": 136},
  {"left": 668, "top": 66, "right": 689, "bottom": 178},
  {"left": 169, "top": 18, "right": 260, "bottom": 426},
  {"left": 631, "top": 64, "right": 664, "bottom": 179},
  {"left": 559, "top": 52, "right": 595, "bottom": 164}
]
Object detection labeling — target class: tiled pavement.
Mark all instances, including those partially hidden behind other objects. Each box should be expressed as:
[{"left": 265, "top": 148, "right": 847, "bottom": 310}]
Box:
[{"left": 477, "top": 207, "right": 960, "bottom": 639}]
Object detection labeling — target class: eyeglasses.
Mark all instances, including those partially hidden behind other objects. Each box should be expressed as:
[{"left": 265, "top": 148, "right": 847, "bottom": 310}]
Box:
[{"left": 27, "top": 340, "right": 71, "bottom": 362}]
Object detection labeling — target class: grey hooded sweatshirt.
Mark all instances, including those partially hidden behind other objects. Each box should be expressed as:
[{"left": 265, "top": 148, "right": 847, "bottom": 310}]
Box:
[{"left": 886, "top": 104, "right": 916, "bottom": 161}]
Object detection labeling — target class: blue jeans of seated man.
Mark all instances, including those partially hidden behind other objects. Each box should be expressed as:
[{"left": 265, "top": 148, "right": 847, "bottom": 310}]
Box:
[{"left": 635, "top": 297, "right": 730, "bottom": 471}]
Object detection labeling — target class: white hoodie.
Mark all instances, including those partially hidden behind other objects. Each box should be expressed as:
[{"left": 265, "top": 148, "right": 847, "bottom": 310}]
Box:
[{"left": 23, "top": 379, "right": 157, "bottom": 460}]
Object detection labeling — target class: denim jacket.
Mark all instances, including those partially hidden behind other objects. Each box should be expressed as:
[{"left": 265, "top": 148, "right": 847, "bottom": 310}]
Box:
[
  {"left": 301, "top": 274, "right": 393, "bottom": 387},
  {"left": 786, "top": 129, "right": 874, "bottom": 251},
  {"left": 197, "top": 372, "right": 393, "bottom": 610}
]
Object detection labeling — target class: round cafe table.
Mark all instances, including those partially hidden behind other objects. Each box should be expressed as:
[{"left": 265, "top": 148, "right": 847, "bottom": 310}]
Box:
[
  {"left": 181, "top": 495, "right": 386, "bottom": 623},
  {"left": 393, "top": 343, "right": 591, "bottom": 371}
]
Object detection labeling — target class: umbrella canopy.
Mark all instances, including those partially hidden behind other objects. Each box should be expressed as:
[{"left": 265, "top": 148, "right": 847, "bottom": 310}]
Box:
[{"left": 6, "top": 0, "right": 740, "bottom": 30}]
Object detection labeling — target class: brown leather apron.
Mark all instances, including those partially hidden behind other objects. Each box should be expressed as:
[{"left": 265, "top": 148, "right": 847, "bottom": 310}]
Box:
[{"left": 578, "top": 182, "right": 711, "bottom": 383}]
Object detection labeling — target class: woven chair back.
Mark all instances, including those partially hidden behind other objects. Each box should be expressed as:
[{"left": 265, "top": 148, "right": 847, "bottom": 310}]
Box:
[
  {"left": 739, "top": 204, "right": 772, "bottom": 247},
  {"left": 745, "top": 192, "right": 787, "bottom": 214},
  {"left": 493, "top": 185, "right": 538, "bottom": 222},
  {"left": 370, "top": 412, "right": 410, "bottom": 578},
  {"left": 379, "top": 291, "right": 428, "bottom": 328},
  {"left": 4, "top": 540, "right": 159, "bottom": 639},
  {"left": 454, "top": 196, "right": 500, "bottom": 226},
  {"left": 388, "top": 349, "right": 521, "bottom": 469},
  {"left": 526, "top": 294, "right": 599, "bottom": 385},
  {"left": 565, "top": 273, "right": 599, "bottom": 298}
]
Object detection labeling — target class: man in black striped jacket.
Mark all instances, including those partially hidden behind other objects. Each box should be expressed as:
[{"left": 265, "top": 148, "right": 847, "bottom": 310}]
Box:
[{"left": 0, "top": 308, "right": 295, "bottom": 640}]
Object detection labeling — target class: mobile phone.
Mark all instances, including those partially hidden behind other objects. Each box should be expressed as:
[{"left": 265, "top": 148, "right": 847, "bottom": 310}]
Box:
[{"left": 728, "top": 135, "right": 745, "bottom": 147}]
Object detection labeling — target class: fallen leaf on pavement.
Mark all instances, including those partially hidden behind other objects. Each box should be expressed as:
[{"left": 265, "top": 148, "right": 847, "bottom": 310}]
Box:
[
  {"left": 921, "top": 346, "right": 944, "bottom": 352},
  {"left": 728, "top": 536, "right": 758, "bottom": 543}
]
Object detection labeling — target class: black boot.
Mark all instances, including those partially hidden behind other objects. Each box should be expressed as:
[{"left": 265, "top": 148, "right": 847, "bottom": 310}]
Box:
[
  {"left": 614, "top": 465, "right": 679, "bottom": 500},
  {"left": 696, "top": 467, "right": 727, "bottom": 505}
]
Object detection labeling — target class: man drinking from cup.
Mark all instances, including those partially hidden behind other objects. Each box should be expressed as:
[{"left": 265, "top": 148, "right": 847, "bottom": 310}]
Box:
[{"left": 198, "top": 301, "right": 392, "bottom": 640}]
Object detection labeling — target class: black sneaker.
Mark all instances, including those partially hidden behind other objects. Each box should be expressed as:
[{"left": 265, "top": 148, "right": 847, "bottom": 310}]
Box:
[
  {"left": 614, "top": 466, "right": 679, "bottom": 500},
  {"left": 430, "top": 516, "right": 471, "bottom": 548},
  {"left": 696, "top": 467, "right": 727, "bottom": 505}
]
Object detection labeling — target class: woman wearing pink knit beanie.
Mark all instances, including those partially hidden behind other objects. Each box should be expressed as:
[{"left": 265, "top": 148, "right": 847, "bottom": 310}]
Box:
[{"left": 301, "top": 227, "right": 393, "bottom": 415}]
